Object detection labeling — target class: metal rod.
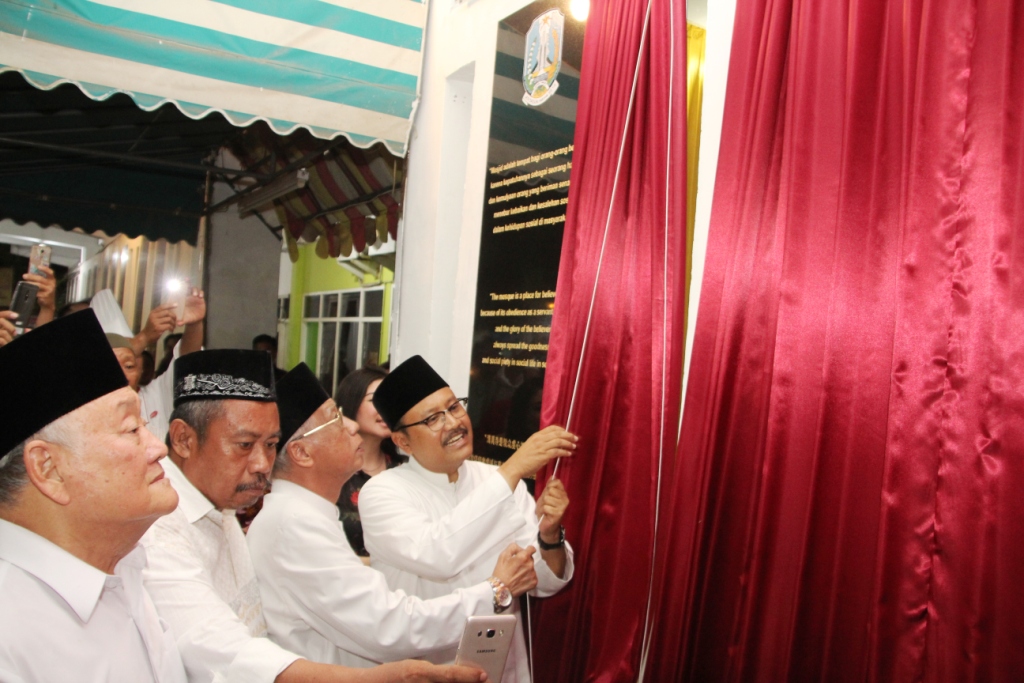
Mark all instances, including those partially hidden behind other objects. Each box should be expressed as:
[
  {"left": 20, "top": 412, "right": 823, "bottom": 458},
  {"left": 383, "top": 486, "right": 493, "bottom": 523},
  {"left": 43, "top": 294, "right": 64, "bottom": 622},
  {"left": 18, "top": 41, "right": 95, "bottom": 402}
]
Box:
[
  {"left": 204, "top": 138, "right": 346, "bottom": 214},
  {"left": 304, "top": 186, "right": 395, "bottom": 223},
  {"left": 0, "top": 135, "right": 268, "bottom": 179}
]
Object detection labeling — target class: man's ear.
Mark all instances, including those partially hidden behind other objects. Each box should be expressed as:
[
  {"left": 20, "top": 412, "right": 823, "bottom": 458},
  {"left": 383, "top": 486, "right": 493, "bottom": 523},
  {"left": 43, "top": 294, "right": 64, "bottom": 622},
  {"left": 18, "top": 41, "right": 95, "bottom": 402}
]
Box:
[
  {"left": 168, "top": 419, "right": 198, "bottom": 460},
  {"left": 22, "top": 439, "right": 71, "bottom": 506},
  {"left": 391, "top": 428, "right": 412, "bottom": 454},
  {"left": 284, "top": 439, "right": 314, "bottom": 470}
]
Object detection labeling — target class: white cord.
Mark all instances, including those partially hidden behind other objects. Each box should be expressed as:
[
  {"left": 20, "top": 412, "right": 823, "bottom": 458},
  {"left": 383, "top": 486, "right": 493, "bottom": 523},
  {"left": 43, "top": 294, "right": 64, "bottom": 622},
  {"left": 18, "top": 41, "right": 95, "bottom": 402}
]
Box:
[
  {"left": 551, "top": 0, "right": 655, "bottom": 482},
  {"left": 526, "top": 3, "right": 657, "bottom": 682},
  {"left": 526, "top": 590, "right": 534, "bottom": 683},
  {"left": 636, "top": 0, "right": 674, "bottom": 678}
]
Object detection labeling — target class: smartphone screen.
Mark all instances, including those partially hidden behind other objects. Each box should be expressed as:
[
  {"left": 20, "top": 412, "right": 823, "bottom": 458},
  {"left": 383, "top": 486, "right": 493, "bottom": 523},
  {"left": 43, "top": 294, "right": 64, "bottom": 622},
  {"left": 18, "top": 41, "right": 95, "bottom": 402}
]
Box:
[{"left": 163, "top": 278, "right": 189, "bottom": 324}]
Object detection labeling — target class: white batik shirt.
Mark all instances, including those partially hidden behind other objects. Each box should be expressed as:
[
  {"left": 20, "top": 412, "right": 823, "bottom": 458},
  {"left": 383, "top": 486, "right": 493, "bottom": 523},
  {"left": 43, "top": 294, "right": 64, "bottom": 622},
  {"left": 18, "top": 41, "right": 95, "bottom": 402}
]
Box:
[
  {"left": 359, "top": 458, "right": 574, "bottom": 683},
  {"left": 141, "top": 459, "right": 300, "bottom": 683},
  {"left": 0, "top": 518, "right": 187, "bottom": 683}
]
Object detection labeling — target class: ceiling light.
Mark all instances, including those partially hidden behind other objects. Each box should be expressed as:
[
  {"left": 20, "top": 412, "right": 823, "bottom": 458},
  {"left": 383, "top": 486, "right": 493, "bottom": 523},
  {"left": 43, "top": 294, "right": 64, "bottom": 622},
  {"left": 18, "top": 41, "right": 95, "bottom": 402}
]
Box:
[{"left": 570, "top": 0, "right": 589, "bottom": 21}]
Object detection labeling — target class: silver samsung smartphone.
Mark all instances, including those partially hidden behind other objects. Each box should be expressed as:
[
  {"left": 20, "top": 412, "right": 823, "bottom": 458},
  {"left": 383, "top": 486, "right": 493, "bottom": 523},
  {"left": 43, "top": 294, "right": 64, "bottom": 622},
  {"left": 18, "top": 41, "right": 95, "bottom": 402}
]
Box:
[{"left": 454, "top": 614, "right": 517, "bottom": 683}]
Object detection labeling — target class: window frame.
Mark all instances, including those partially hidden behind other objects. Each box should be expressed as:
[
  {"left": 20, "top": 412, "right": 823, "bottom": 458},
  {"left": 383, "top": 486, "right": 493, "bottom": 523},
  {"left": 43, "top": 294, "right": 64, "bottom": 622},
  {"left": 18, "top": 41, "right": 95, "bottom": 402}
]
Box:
[{"left": 301, "top": 286, "right": 385, "bottom": 391}]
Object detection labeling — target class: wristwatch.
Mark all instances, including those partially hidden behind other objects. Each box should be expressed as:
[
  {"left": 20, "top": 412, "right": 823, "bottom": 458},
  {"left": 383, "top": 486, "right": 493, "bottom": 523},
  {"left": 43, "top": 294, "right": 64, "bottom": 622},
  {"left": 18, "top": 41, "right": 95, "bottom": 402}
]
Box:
[
  {"left": 487, "top": 576, "right": 513, "bottom": 613},
  {"left": 537, "top": 525, "right": 566, "bottom": 551}
]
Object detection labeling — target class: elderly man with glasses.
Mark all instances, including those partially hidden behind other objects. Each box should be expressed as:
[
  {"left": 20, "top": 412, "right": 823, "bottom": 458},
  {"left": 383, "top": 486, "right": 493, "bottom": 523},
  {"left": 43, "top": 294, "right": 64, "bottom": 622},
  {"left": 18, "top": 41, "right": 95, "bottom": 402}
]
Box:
[
  {"left": 358, "top": 356, "right": 578, "bottom": 683},
  {"left": 247, "top": 363, "right": 539, "bottom": 669},
  {"left": 141, "top": 351, "right": 489, "bottom": 683}
]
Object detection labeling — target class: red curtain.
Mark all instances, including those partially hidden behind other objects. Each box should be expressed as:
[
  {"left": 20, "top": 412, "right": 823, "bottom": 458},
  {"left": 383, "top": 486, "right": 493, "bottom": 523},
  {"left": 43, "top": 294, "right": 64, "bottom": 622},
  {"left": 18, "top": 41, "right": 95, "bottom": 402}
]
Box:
[
  {"left": 647, "top": 0, "right": 1024, "bottom": 681},
  {"left": 532, "top": 0, "right": 688, "bottom": 680}
]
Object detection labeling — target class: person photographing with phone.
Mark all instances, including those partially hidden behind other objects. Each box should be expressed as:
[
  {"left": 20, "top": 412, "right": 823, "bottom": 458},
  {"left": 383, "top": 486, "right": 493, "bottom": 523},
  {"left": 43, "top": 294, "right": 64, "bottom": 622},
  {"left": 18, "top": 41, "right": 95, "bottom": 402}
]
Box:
[{"left": 0, "top": 245, "right": 57, "bottom": 347}]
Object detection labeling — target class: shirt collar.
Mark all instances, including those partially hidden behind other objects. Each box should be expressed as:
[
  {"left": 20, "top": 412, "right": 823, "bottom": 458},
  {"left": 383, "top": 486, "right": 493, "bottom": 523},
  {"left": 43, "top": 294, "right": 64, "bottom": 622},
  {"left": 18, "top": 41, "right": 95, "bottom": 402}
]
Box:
[
  {"left": 267, "top": 478, "right": 340, "bottom": 520},
  {"left": 405, "top": 455, "right": 464, "bottom": 491},
  {"left": 0, "top": 518, "right": 142, "bottom": 622},
  {"left": 161, "top": 457, "right": 216, "bottom": 524}
]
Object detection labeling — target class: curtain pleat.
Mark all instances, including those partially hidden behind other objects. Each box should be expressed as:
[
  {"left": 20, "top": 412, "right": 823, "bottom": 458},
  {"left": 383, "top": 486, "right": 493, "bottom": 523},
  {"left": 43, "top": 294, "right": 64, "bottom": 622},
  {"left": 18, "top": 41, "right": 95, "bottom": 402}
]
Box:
[
  {"left": 531, "top": 0, "right": 689, "bottom": 680},
  {"left": 647, "top": 0, "right": 1024, "bottom": 680}
]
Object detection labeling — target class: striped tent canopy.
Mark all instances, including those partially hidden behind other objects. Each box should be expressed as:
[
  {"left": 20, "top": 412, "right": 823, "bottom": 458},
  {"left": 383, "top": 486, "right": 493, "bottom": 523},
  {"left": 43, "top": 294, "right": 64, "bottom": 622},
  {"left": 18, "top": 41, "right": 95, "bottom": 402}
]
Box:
[
  {"left": 0, "top": 0, "right": 427, "bottom": 156},
  {"left": 226, "top": 126, "right": 402, "bottom": 260}
]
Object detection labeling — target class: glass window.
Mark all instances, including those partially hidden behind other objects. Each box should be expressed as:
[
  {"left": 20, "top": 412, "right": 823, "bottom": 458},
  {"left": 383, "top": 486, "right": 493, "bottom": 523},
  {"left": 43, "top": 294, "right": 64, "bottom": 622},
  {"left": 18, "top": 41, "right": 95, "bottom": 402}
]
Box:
[
  {"left": 342, "top": 292, "right": 360, "bottom": 317},
  {"left": 364, "top": 290, "right": 384, "bottom": 317},
  {"left": 324, "top": 293, "right": 339, "bottom": 318},
  {"left": 304, "top": 295, "right": 322, "bottom": 318},
  {"left": 339, "top": 322, "right": 358, "bottom": 380},
  {"left": 319, "top": 322, "right": 337, "bottom": 391},
  {"left": 302, "top": 287, "right": 386, "bottom": 391},
  {"left": 362, "top": 322, "right": 382, "bottom": 367}
]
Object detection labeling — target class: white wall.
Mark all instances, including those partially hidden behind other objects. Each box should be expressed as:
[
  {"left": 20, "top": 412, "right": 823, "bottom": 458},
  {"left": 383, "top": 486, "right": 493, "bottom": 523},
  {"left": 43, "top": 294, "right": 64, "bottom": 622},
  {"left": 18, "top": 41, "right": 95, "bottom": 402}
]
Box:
[
  {"left": 392, "top": 0, "right": 535, "bottom": 395},
  {"left": 205, "top": 180, "right": 281, "bottom": 350}
]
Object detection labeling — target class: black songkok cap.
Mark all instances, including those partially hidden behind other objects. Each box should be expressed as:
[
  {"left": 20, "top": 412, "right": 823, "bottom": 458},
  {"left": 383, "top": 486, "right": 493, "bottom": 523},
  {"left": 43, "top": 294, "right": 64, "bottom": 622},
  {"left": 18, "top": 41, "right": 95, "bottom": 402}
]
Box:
[
  {"left": 372, "top": 355, "right": 449, "bottom": 430},
  {"left": 276, "top": 363, "right": 330, "bottom": 450},
  {"left": 173, "top": 349, "right": 276, "bottom": 408},
  {"left": 0, "top": 310, "right": 128, "bottom": 455}
]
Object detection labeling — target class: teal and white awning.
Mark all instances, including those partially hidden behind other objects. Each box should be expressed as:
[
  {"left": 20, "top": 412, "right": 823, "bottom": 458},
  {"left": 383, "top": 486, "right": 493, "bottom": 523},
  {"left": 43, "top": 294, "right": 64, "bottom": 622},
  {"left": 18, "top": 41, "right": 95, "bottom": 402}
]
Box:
[{"left": 0, "top": 0, "right": 427, "bottom": 156}]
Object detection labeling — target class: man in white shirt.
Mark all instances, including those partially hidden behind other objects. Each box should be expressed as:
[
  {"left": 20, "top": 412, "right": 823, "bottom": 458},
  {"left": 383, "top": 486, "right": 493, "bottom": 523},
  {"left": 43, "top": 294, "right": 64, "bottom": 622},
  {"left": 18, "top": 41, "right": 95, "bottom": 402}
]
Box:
[
  {"left": 360, "top": 356, "right": 578, "bottom": 683},
  {"left": 248, "top": 363, "right": 539, "bottom": 668},
  {"left": 142, "top": 350, "right": 489, "bottom": 683},
  {"left": 0, "top": 310, "right": 187, "bottom": 683}
]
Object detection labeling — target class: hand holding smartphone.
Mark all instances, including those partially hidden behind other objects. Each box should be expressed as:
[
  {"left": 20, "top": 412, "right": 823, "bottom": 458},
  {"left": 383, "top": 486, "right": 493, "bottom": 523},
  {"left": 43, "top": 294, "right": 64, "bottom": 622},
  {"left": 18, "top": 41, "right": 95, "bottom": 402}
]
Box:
[
  {"left": 454, "top": 615, "right": 517, "bottom": 683},
  {"left": 8, "top": 281, "right": 40, "bottom": 337},
  {"left": 163, "top": 278, "right": 189, "bottom": 326}
]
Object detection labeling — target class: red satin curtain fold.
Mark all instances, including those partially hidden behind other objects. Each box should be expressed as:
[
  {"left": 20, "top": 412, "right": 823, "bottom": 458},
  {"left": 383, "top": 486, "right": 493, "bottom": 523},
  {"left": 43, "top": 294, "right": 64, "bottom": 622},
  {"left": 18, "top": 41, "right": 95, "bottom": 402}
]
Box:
[
  {"left": 647, "top": 0, "right": 1024, "bottom": 681},
  {"left": 532, "top": 0, "right": 687, "bottom": 680}
]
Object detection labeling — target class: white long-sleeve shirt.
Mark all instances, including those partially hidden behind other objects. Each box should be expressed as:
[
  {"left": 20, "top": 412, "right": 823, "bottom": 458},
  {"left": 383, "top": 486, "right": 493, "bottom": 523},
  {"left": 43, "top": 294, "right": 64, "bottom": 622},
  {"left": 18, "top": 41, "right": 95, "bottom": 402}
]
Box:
[
  {"left": 246, "top": 478, "right": 495, "bottom": 667},
  {"left": 0, "top": 518, "right": 187, "bottom": 683},
  {"left": 140, "top": 459, "right": 301, "bottom": 683},
  {"left": 359, "top": 458, "right": 574, "bottom": 683}
]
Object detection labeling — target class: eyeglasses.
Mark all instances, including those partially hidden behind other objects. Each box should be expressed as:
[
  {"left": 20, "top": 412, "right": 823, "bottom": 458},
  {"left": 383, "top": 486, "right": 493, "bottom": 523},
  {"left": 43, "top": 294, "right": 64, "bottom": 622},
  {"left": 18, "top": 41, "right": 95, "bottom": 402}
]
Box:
[
  {"left": 298, "top": 406, "right": 342, "bottom": 439},
  {"left": 398, "top": 397, "right": 469, "bottom": 433}
]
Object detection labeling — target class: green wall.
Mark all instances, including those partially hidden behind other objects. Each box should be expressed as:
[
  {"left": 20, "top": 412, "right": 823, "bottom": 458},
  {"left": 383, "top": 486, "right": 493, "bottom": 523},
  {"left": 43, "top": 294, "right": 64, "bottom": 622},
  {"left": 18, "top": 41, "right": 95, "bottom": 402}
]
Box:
[{"left": 286, "top": 243, "right": 393, "bottom": 370}]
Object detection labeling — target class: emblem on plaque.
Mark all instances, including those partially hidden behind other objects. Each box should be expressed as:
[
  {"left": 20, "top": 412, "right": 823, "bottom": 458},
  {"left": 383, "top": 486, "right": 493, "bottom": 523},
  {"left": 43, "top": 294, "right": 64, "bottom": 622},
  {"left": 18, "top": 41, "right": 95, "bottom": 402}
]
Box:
[{"left": 522, "top": 9, "right": 564, "bottom": 107}]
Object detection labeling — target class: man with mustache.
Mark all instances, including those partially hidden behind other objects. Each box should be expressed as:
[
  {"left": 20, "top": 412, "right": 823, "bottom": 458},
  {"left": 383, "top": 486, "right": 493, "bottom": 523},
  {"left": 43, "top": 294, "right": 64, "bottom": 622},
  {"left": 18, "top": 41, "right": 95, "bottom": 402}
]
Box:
[
  {"left": 248, "top": 363, "right": 539, "bottom": 668},
  {"left": 141, "top": 351, "right": 486, "bottom": 683},
  {"left": 359, "top": 356, "right": 577, "bottom": 683}
]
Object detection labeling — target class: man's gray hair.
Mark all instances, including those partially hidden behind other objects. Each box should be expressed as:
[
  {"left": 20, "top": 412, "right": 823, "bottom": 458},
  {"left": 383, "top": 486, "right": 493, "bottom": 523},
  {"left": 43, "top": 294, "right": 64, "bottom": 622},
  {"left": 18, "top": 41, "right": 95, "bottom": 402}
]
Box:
[
  {"left": 0, "top": 420, "right": 75, "bottom": 507},
  {"left": 168, "top": 400, "right": 225, "bottom": 446},
  {"left": 274, "top": 433, "right": 303, "bottom": 475}
]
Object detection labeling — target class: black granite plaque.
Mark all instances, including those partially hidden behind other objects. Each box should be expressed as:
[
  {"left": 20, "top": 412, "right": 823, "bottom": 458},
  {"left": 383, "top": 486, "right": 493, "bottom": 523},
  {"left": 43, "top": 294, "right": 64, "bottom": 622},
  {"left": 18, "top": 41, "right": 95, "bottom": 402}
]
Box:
[{"left": 468, "top": 1, "right": 586, "bottom": 466}]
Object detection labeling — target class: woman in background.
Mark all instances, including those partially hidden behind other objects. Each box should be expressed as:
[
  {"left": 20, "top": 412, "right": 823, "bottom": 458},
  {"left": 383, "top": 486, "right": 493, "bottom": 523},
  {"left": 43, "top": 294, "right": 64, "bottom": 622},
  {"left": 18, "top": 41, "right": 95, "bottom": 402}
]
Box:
[{"left": 334, "top": 366, "right": 407, "bottom": 558}]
